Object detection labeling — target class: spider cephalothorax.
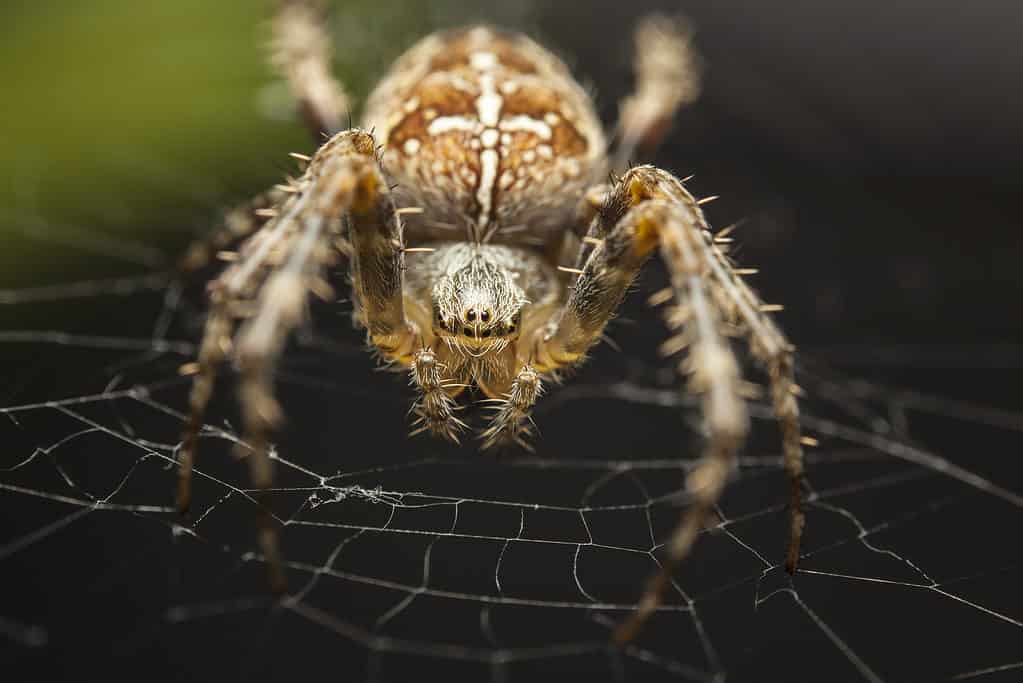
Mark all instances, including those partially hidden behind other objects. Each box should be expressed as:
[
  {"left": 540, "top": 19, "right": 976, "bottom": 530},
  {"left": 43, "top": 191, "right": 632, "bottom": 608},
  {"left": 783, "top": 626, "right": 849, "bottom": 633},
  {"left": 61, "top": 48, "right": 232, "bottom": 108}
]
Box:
[
  {"left": 427, "top": 245, "right": 530, "bottom": 345},
  {"left": 176, "top": 1, "right": 808, "bottom": 645},
  {"left": 416, "top": 243, "right": 543, "bottom": 397}
]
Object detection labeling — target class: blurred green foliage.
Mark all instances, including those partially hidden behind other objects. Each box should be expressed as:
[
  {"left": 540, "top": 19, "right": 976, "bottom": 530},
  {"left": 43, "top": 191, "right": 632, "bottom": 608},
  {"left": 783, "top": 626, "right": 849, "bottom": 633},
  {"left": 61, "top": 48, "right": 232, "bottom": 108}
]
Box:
[{"left": 1, "top": 1, "right": 288, "bottom": 282}]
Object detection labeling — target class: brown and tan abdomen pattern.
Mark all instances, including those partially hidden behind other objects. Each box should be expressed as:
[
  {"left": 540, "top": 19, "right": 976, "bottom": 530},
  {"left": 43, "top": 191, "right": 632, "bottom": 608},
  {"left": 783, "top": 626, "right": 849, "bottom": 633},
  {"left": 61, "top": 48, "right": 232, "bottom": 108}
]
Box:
[{"left": 361, "top": 26, "right": 607, "bottom": 240}]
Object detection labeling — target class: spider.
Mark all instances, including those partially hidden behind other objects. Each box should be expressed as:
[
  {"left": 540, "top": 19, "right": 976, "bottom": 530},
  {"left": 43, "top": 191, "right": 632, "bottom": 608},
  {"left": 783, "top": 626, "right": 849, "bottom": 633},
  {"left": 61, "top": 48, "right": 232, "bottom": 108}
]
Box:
[{"left": 175, "top": 0, "right": 807, "bottom": 645}]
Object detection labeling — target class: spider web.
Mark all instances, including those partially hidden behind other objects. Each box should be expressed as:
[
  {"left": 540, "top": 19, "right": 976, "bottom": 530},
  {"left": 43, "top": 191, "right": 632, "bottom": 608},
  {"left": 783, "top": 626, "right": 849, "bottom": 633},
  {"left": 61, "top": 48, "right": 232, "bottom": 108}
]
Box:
[{"left": 1, "top": 226, "right": 1022, "bottom": 683}]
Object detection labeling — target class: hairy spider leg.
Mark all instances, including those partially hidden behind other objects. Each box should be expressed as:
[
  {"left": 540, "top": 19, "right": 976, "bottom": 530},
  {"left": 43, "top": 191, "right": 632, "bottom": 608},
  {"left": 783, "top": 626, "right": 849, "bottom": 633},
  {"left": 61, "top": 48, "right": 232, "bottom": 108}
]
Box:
[
  {"left": 177, "top": 129, "right": 412, "bottom": 592},
  {"left": 272, "top": 0, "right": 350, "bottom": 139},
  {"left": 177, "top": 188, "right": 289, "bottom": 275},
  {"left": 533, "top": 166, "right": 805, "bottom": 644},
  {"left": 613, "top": 14, "right": 702, "bottom": 170}
]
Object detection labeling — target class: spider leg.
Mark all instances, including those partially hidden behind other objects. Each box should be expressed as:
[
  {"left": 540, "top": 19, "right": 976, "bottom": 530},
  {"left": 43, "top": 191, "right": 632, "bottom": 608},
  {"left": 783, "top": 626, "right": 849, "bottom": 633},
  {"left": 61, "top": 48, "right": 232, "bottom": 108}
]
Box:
[
  {"left": 176, "top": 290, "right": 231, "bottom": 515},
  {"left": 535, "top": 185, "right": 659, "bottom": 371},
  {"left": 699, "top": 222, "right": 807, "bottom": 575},
  {"left": 272, "top": 0, "right": 350, "bottom": 141},
  {"left": 177, "top": 188, "right": 287, "bottom": 275},
  {"left": 619, "top": 167, "right": 807, "bottom": 576},
  {"left": 538, "top": 166, "right": 805, "bottom": 643},
  {"left": 604, "top": 180, "right": 747, "bottom": 646},
  {"left": 479, "top": 365, "right": 542, "bottom": 451},
  {"left": 409, "top": 348, "right": 467, "bottom": 443},
  {"left": 176, "top": 184, "right": 319, "bottom": 518},
  {"left": 613, "top": 14, "right": 701, "bottom": 169},
  {"left": 177, "top": 129, "right": 406, "bottom": 592}
]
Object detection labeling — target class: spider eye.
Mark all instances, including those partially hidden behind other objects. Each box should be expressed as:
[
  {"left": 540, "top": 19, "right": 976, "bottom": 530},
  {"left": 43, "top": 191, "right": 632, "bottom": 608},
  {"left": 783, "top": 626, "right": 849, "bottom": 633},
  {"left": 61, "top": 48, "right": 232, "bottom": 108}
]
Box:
[
  {"left": 480, "top": 309, "right": 491, "bottom": 322},
  {"left": 482, "top": 329, "right": 492, "bottom": 338},
  {"left": 463, "top": 326, "right": 473, "bottom": 336},
  {"left": 465, "top": 309, "right": 476, "bottom": 322}
]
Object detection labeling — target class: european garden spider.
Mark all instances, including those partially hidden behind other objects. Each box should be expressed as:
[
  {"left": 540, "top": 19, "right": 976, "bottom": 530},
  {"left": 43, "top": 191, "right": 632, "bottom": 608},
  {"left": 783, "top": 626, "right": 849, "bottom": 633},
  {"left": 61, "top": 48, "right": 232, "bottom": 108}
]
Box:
[{"left": 176, "top": 1, "right": 807, "bottom": 644}]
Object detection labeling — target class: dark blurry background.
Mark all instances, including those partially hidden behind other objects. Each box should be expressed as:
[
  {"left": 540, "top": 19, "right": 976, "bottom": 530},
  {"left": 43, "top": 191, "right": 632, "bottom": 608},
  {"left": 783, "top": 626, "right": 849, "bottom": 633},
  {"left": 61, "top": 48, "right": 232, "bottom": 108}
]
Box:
[{"left": 2, "top": 1, "right": 1022, "bottom": 681}]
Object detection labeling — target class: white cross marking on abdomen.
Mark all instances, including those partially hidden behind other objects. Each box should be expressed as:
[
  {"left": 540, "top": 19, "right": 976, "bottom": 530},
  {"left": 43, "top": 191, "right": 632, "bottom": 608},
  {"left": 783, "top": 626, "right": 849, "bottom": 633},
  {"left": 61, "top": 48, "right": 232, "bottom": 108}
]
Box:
[{"left": 470, "top": 52, "right": 503, "bottom": 231}]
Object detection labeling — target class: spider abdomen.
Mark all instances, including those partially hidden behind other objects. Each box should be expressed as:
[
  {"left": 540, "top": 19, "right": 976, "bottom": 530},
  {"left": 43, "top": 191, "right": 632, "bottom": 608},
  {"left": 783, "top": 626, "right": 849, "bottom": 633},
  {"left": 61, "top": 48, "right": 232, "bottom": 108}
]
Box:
[{"left": 362, "top": 26, "right": 607, "bottom": 243}]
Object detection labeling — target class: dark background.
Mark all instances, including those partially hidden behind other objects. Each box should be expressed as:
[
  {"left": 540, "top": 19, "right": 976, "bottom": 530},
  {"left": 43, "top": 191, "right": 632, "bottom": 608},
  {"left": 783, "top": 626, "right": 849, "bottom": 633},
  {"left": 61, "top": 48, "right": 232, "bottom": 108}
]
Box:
[{"left": 2, "top": 1, "right": 1022, "bottom": 681}]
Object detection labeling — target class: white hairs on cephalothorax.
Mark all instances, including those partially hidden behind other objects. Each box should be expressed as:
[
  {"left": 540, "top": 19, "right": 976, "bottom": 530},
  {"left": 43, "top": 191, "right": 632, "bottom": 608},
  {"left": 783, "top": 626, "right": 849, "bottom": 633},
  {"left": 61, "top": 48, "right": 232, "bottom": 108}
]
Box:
[{"left": 429, "top": 244, "right": 529, "bottom": 339}]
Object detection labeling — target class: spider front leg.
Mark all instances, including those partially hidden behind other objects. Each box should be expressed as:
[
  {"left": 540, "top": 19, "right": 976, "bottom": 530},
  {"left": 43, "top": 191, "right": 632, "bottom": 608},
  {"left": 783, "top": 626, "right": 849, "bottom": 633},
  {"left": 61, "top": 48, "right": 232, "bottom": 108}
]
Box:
[
  {"left": 177, "top": 129, "right": 406, "bottom": 592},
  {"left": 539, "top": 166, "right": 805, "bottom": 643}
]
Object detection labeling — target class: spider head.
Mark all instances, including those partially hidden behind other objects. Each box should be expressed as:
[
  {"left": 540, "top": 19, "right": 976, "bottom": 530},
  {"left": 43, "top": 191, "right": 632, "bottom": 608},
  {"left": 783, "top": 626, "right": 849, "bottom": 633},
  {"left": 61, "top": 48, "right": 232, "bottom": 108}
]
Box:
[{"left": 431, "top": 256, "right": 527, "bottom": 351}]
